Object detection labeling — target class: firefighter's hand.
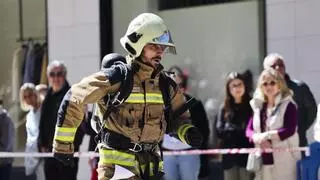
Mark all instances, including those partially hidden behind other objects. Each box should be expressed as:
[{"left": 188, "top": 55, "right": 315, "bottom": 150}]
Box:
[
  {"left": 185, "top": 127, "right": 203, "bottom": 148},
  {"left": 54, "top": 152, "right": 75, "bottom": 167},
  {"left": 103, "top": 63, "right": 128, "bottom": 85}
]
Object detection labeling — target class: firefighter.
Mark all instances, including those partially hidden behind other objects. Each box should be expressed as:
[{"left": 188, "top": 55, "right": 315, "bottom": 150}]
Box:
[{"left": 52, "top": 13, "right": 203, "bottom": 180}]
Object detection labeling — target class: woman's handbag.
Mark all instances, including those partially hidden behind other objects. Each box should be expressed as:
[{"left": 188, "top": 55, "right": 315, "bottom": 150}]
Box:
[{"left": 246, "top": 151, "right": 262, "bottom": 172}]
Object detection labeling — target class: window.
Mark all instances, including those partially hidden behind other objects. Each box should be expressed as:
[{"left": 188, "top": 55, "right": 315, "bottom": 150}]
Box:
[{"left": 158, "top": 0, "right": 248, "bottom": 10}]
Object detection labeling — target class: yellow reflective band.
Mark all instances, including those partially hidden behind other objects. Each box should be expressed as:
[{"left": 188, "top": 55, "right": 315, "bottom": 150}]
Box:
[
  {"left": 54, "top": 127, "right": 77, "bottom": 142},
  {"left": 99, "top": 149, "right": 137, "bottom": 167},
  {"left": 140, "top": 161, "right": 163, "bottom": 176},
  {"left": 125, "top": 93, "right": 144, "bottom": 103},
  {"left": 159, "top": 161, "right": 163, "bottom": 170},
  {"left": 125, "top": 93, "right": 163, "bottom": 104},
  {"left": 56, "top": 127, "right": 77, "bottom": 133},
  {"left": 101, "top": 156, "right": 136, "bottom": 167},
  {"left": 177, "top": 124, "right": 193, "bottom": 144},
  {"left": 146, "top": 93, "right": 163, "bottom": 104}
]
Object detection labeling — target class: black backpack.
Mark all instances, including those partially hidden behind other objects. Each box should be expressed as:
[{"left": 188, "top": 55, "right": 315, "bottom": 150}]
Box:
[{"left": 90, "top": 53, "right": 195, "bottom": 136}]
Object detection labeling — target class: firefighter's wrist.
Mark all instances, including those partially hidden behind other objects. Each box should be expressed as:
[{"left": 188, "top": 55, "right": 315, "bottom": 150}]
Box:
[{"left": 53, "top": 140, "right": 74, "bottom": 153}]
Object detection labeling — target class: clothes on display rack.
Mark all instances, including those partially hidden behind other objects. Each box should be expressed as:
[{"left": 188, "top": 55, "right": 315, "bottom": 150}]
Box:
[{"left": 11, "top": 41, "right": 48, "bottom": 102}]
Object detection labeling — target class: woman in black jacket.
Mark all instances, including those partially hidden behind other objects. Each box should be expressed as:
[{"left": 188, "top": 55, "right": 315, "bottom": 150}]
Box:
[{"left": 216, "top": 72, "right": 253, "bottom": 180}]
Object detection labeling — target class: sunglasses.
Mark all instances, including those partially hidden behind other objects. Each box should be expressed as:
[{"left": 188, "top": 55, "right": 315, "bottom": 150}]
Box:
[
  {"left": 230, "top": 82, "right": 243, "bottom": 88},
  {"left": 49, "top": 71, "right": 64, "bottom": 77},
  {"left": 271, "top": 63, "right": 285, "bottom": 69},
  {"left": 262, "top": 81, "right": 277, "bottom": 87}
]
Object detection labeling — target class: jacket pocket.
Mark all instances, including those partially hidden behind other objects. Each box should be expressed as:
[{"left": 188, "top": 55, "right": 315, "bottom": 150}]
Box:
[{"left": 147, "top": 104, "right": 164, "bottom": 120}]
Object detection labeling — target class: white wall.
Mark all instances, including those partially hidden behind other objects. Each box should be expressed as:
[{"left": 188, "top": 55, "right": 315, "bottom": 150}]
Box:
[
  {"left": 48, "top": 0, "right": 100, "bottom": 85},
  {"left": 112, "top": 0, "right": 158, "bottom": 55},
  {"left": 266, "top": 0, "right": 320, "bottom": 103},
  {"left": 113, "top": 1, "right": 263, "bottom": 107},
  {"left": 266, "top": 0, "right": 320, "bottom": 143},
  {"left": 159, "top": 1, "right": 262, "bottom": 103}
]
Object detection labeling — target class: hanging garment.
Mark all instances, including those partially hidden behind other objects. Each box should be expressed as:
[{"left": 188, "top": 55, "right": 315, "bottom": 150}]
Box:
[
  {"left": 23, "top": 43, "right": 44, "bottom": 84},
  {"left": 11, "top": 46, "right": 27, "bottom": 102},
  {"left": 23, "top": 42, "right": 35, "bottom": 84},
  {"left": 39, "top": 45, "right": 48, "bottom": 85}
]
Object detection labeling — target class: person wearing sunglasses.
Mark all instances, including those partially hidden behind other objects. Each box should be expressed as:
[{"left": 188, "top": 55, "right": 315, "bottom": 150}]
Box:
[
  {"left": 246, "top": 68, "right": 300, "bottom": 180},
  {"left": 263, "top": 53, "right": 316, "bottom": 150},
  {"left": 216, "top": 72, "right": 253, "bottom": 180},
  {"left": 38, "top": 61, "right": 85, "bottom": 180}
]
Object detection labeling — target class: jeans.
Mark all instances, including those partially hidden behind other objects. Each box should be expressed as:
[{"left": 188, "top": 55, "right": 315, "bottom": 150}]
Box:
[{"left": 163, "top": 154, "right": 200, "bottom": 180}]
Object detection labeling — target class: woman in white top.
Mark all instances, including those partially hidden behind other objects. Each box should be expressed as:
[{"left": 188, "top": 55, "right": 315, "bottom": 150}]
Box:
[
  {"left": 20, "top": 83, "right": 45, "bottom": 180},
  {"left": 246, "top": 68, "right": 300, "bottom": 180}
]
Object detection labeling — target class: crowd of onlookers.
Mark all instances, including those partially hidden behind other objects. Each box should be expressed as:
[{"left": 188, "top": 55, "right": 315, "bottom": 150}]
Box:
[{"left": 0, "top": 52, "right": 319, "bottom": 180}]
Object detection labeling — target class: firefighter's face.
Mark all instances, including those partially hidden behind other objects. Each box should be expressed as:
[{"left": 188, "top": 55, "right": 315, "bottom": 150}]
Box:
[
  {"left": 141, "top": 43, "right": 167, "bottom": 69},
  {"left": 48, "top": 67, "right": 66, "bottom": 92}
]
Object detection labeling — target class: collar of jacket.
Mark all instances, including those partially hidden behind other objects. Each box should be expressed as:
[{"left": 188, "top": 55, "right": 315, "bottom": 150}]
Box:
[
  {"left": 285, "top": 73, "right": 291, "bottom": 82},
  {"left": 132, "top": 59, "right": 164, "bottom": 81}
]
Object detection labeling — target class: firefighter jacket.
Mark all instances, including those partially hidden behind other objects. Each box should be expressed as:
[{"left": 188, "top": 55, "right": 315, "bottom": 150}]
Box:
[{"left": 53, "top": 59, "right": 193, "bottom": 154}]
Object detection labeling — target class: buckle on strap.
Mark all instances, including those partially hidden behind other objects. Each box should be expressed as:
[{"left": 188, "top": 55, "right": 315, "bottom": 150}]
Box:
[
  {"left": 111, "top": 92, "right": 124, "bottom": 106},
  {"left": 129, "top": 143, "right": 143, "bottom": 153}
]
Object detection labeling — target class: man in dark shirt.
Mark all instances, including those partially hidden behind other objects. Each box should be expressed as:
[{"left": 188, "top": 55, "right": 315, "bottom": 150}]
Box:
[
  {"left": 39, "top": 60, "right": 84, "bottom": 180},
  {"left": 263, "top": 53, "right": 317, "bottom": 148}
]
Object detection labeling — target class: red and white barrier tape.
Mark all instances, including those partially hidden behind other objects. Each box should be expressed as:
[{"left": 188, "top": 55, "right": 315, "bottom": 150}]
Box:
[
  {"left": 163, "top": 147, "right": 309, "bottom": 156},
  {"left": 0, "top": 147, "right": 309, "bottom": 158}
]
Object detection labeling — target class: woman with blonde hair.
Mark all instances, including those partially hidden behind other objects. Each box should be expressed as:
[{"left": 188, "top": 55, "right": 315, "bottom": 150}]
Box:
[
  {"left": 246, "top": 68, "right": 300, "bottom": 180},
  {"left": 20, "top": 83, "right": 45, "bottom": 180}
]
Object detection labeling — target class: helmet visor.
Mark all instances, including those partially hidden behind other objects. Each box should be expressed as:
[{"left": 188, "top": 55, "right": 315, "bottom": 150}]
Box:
[{"left": 149, "top": 31, "right": 176, "bottom": 54}]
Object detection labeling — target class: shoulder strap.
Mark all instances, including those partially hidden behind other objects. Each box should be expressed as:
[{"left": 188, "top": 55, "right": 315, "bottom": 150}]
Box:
[
  {"left": 159, "top": 72, "right": 176, "bottom": 132},
  {"left": 100, "top": 63, "right": 135, "bottom": 127},
  {"left": 159, "top": 72, "right": 198, "bottom": 133},
  {"left": 103, "top": 63, "right": 134, "bottom": 107}
]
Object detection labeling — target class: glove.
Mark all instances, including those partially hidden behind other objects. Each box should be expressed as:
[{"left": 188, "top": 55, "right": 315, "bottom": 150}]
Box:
[
  {"left": 185, "top": 127, "right": 203, "bottom": 148},
  {"left": 54, "top": 152, "right": 75, "bottom": 167},
  {"left": 101, "top": 53, "right": 127, "bottom": 71},
  {"left": 102, "top": 63, "right": 128, "bottom": 85}
]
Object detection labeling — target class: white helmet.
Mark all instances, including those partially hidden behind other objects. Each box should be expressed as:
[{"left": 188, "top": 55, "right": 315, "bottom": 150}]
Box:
[{"left": 120, "top": 13, "right": 176, "bottom": 58}]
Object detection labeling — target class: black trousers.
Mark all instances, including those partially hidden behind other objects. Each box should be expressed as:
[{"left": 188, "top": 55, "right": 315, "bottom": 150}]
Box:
[
  {"left": 0, "top": 163, "right": 12, "bottom": 180},
  {"left": 44, "top": 158, "right": 79, "bottom": 180}
]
